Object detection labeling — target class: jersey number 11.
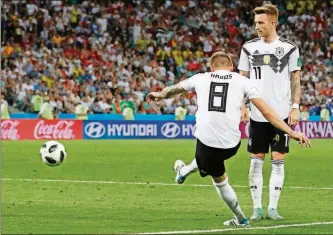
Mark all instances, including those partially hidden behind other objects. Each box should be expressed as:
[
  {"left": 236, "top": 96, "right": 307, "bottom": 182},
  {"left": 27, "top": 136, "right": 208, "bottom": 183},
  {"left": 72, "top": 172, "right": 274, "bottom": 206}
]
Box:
[{"left": 253, "top": 67, "right": 261, "bottom": 80}]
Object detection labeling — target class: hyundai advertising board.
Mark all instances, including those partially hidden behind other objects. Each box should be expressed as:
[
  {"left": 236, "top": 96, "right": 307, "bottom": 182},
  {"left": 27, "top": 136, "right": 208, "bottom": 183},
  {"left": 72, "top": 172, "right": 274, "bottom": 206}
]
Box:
[{"left": 83, "top": 121, "right": 196, "bottom": 139}]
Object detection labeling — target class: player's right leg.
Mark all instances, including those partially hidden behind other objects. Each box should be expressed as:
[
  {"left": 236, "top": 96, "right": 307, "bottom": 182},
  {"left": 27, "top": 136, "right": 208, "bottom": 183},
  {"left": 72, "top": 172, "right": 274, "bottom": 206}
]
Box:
[
  {"left": 213, "top": 174, "right": 249, "bottom": 227},
  {"left": 247, "top": 119, "right": 271, "bottom": 220},
  {"left": 173, "top": 159, "right": 198, "bottom": 184},
  {"left": 197, "top": 140, "right": 248, "bottom": 226},
  {"left": 266, "top": 121, "right": 290, "bottom": 220}
]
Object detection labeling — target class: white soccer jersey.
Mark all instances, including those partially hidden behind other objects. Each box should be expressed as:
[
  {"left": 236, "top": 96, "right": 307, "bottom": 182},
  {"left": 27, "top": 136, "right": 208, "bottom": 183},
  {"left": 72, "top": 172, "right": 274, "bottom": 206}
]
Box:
[
  {"left": 180, "top": 70, "right": 260, "bottom": 149},
  {"left": 238, "top": 37, "right": 301, "bottom": 122}
]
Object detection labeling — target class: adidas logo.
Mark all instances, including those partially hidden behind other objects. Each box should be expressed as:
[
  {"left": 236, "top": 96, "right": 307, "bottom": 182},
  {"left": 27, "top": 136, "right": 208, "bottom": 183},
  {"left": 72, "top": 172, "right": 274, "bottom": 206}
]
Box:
[{"left": 253, "top": 50, "right": 259, "bottom": 54}]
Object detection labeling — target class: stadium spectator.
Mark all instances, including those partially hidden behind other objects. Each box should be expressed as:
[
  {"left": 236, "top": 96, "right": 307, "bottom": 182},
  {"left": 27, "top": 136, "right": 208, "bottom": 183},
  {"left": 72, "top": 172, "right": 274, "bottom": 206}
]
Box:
[
  {"left": 175, "top": 105, "right": 187, "bottom": 120},
  {"left": 0, "top": 94, "right": 10, "bottom": 119},
  {"left": 320, "top": 104, "right": 330, "bottom": 121},
  {"left": 38, "top": 96, "right": 54, "bottom": 120},
  {"left": 300, "top": 105, "right": 310, "bottom": 121},
  {"left": 123, "top": 104, "right": 135, "bottom": 120}
]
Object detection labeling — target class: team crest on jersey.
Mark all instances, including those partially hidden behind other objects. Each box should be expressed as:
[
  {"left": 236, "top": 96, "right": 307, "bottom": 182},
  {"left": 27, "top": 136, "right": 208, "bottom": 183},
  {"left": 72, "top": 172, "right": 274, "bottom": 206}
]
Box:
[
  {"left": 263, "top": 55, "right": 271, "bottom": 65},
  {"left": 275, "top": 47, "right": 284, "bottom": 57}
]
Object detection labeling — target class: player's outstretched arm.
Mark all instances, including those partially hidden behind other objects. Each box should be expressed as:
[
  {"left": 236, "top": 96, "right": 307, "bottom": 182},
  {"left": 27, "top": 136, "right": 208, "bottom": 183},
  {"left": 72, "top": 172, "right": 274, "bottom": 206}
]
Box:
[
  {"left": 251, "top": 97, "right": 311, "bottom": 147},
  {"left": 239, "top": 71, "right": 250, "bottom": 123},
  {"left": 240, "top": 100, "right": 248, "bottom": 123},
  {"left": 146, "top": 83, "right": 186, "bottom": 102},
  {"left": 239, "top": 71, "right": 250, "bottom": 78}
]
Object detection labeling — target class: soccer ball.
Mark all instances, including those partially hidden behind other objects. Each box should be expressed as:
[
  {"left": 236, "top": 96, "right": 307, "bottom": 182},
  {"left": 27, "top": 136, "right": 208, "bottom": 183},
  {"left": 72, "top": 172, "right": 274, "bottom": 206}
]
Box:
[{"left": 40, "top": 141, "right": 67, "bottom": 167}]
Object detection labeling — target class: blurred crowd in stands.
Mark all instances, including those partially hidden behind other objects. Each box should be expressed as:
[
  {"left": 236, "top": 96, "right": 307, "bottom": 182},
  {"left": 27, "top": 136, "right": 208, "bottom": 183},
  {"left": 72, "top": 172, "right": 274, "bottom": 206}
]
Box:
[{"left": 1, "top": 0, "right": 332, "bottom": 120}]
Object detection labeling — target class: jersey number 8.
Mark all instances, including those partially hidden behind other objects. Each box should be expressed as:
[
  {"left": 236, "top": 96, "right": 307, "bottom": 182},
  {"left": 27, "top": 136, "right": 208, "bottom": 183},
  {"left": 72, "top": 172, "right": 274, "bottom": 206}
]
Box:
[{"left": 208, "top": 82, "right": 229, "bottom": 112}]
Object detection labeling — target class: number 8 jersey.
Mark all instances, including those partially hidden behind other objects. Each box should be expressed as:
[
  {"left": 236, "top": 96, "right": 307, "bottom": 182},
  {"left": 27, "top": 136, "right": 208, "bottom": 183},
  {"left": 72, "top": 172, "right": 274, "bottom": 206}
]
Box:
[
  {"left": 180, "top": 71, "right": 260, "bottom": 149},
  {"left": 238, "top": 37, "right": 301, "bottom": 122}
]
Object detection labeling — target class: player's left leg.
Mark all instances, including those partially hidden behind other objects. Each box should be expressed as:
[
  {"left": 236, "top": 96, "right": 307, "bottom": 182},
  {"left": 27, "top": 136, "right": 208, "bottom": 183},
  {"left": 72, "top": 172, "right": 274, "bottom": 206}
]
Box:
[
  {"left": 248, "top": 119, "right": 271, "bottom": 220},
  {"left": 173, "top": 139, "right": 205, "bottom": 184},
  {"left": 267, "top": 151, "right": 285, "bottom": 220},
  {"left": 174, "top": 159, "right": 198, "bottom": 184},
  {"left": 267, "top": 123, "right": 289, "bottom": 220}
]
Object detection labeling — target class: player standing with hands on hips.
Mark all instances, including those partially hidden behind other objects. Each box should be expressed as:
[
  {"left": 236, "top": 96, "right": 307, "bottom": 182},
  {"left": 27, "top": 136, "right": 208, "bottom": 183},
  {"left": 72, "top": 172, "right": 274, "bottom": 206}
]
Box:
[
  {"left": 238, "top": 4, "right": 302, "bottom": 220},
  {"left": 146, "top": 52, "right": 310, "bottom": 226}
]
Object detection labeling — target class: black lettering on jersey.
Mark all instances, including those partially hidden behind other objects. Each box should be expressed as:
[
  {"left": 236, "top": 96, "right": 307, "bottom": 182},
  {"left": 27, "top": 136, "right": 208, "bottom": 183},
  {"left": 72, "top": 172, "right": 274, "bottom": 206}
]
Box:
[
  {"left": 208, "top": 82, "right": 229, "bottom": 112},
  {"left": 210, "top": 74, "right": 232, "bottom": 80}
]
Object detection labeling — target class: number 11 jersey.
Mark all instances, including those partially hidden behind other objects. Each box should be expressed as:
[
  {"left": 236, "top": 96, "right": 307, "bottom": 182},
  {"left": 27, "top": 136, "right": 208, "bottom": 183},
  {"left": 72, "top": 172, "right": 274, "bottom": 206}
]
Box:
[{"left": 238, "top": 37, "right": 301, "bottom": 122}]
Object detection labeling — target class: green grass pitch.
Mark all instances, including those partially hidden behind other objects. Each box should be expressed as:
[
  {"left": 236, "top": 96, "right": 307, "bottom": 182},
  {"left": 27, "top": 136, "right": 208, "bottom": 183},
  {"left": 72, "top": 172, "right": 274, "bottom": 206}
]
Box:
[{"left": 1, "top": 139, "right": 333, "bottom": 234}]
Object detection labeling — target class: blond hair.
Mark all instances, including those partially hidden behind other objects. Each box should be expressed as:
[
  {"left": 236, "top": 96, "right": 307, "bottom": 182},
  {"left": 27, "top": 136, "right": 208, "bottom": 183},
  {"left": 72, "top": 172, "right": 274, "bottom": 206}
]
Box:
[
  {"left": 253, "top": 4, "right": 279, "bottom": 21},
  {"left": 210, "top": 52, "right": 233, "bottom": 68}
]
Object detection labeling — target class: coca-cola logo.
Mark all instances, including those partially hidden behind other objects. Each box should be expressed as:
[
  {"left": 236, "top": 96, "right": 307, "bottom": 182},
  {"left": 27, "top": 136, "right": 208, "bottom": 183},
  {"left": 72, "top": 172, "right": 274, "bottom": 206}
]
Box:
[
  {"left": 34, "top": 120, "right": 76, "bottom": 139},
  {"left": 1, "top": 120, "right": 20, "bottom": 140}
]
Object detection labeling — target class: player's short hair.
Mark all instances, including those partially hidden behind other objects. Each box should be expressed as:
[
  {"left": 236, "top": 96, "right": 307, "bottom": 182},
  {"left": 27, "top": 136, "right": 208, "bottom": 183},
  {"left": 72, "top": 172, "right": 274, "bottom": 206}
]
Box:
[
  {"left": 210, "top": 52, "right": 233, "bottom": 68},
  {"left": 253, "top": 4, "right": 279, "bottom": 21}
]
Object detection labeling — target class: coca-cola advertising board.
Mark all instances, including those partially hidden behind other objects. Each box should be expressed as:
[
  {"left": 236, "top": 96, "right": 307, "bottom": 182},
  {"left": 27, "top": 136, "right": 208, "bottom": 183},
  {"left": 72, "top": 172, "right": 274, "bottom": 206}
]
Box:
[{"left": 1, "top": 120, "right": 83, "bottom": 140}]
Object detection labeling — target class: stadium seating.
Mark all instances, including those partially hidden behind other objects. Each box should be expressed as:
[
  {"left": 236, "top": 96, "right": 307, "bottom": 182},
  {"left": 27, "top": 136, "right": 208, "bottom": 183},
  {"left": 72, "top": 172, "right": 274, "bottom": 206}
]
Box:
[{"left": 1, "top": 0, "right": 332, "bottom": 118}]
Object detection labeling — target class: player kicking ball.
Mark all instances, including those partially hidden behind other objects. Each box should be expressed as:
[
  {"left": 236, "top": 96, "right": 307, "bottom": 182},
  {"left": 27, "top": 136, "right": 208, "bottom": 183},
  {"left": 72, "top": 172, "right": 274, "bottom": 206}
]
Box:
[{"left": 146, "top": 52, "right": 310, "bottom": 227}]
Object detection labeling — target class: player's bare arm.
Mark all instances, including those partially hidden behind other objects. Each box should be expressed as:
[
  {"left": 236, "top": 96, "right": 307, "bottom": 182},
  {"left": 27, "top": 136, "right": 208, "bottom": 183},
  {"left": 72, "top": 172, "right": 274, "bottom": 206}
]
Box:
[
  {"left": 239, "top": 70, "right": 250, "bottom": 78},
  {"left": 240, "top": 99, "right": 249, "bottom": 123},
  {"left": 239, "top": 71, "right": 250, "bottom": 123},
  {"left": 251, "top": 97, "right": 310, "bottom": 147},
  {"left": 146, "top": 83, "right": 186, "bottom": 101},
  {"left": 291, "top": 70, "right": 301, "bottom": 104},
  {"left": 289, "top": 70, "right": 301, "bottom": 125}
]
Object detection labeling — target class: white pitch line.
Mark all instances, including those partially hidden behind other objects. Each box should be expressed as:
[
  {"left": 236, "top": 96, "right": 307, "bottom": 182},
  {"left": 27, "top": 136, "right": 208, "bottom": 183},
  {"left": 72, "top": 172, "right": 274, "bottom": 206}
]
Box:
[
  {"left": 1, "top": 178, "right": 333, "bottom": 190},
  {"left": 136, "top": 221, "right": 333, "bottom": 234}
]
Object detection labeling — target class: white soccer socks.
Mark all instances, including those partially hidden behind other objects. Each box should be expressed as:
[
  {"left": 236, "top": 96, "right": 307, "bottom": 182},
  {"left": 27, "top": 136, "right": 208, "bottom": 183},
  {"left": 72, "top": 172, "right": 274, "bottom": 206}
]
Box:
[
  {"left": 180, "top": 159, "right": 198, "bottom": 177},
  {"left": 213, "top": 178, "right": 246, "bottom": 222},
  {"left": 249, "top": 157, "right": 264, "bottom": 209},
  {"left": 268, "top": 159, "right": 285, "bottom": 210}
]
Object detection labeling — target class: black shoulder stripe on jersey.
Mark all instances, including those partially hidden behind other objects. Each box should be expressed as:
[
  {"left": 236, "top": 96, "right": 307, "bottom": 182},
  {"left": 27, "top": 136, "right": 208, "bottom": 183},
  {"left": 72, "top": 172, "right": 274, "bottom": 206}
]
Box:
[
  {"left": 244, "top": 38, "right": 260, "bottom": 45},
  {"left": 242, "top": 47, "right": 251, "bottom": 56},
  {"left": 279, "top": 38, "right": 298, "bottom": 48},
  {"left": 279, "top": 38, "right": 297, "bottom": 47},
  {"left": 279, "top": 37, "right": 296, "bottom": 44}
]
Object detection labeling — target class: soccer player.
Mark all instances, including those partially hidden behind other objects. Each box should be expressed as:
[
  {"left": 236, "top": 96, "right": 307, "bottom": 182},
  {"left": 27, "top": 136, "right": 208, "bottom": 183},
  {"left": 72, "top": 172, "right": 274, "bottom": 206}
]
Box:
[
  {"left": 146, "top": 52, "right": 310, "bottom": 226},
  {"left": 238, "top": 4, "right": 302, "bottom": 220}
]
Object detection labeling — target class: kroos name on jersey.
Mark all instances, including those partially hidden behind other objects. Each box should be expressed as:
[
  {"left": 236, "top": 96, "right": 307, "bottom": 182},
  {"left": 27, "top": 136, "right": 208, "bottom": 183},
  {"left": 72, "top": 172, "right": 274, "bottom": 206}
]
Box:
[{"left": 210, "top": 73, "right": 232, "bottom": 79}]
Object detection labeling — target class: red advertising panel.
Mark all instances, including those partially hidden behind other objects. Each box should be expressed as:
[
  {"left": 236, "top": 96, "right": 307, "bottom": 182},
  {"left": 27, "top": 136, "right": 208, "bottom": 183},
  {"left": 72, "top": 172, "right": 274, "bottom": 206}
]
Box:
[{"left": 1, "top": 120, "right": 83, "bottom": 140}]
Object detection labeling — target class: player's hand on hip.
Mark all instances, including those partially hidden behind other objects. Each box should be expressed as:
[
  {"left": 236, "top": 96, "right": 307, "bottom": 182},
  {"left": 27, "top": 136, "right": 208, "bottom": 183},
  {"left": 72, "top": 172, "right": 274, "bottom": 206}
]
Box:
[
  {"left": 241, "top": 105, "right": 249, "bottom": 124},
  {"left": 288, "top": 109, "right": 300, "bottom": 126},
  {"left": 146, "top": 92, "right": 164, "bottom": 102},
  {"left": 290, "top": 131, "right": 311, "bottom": 147}
]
